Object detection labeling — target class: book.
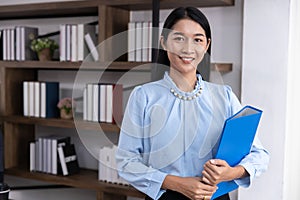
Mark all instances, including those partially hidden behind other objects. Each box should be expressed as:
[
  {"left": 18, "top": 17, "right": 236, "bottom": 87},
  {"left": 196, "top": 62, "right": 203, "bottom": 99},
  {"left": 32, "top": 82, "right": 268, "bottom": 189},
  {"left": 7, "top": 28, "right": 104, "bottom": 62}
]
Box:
[
  {"left": 58, "top": 144, "right": 80, "bottom": 176},
  {"left": 29, "top": 141, "right": 36, "bottom": 172},
  {"left": 212, "top": 105, "right": 263, "bottom": 199},
  {"left": 127, "top": 22, "right": 136, "bottom": 61},
  {"left": 77, "top": 23, "right": 96, "bottom": 61},
  {"left": 23, "top": 81, "right": 29, "bottom": 116},
  {"left": 51, "top": 135, "right": 71, "bottom": 175},
  {"left": 106, "top": 84, "right": 123, "bottom": 124},
  {"left": 84, "top": 32, "right": 99, "bottom": 61},
  {"left": 40, "top": 82, "right": 59, "bottom": 118}
]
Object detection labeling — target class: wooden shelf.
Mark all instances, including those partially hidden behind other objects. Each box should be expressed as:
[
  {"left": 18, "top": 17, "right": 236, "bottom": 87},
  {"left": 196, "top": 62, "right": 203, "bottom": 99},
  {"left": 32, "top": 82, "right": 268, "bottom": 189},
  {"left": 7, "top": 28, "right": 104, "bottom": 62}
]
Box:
[
  {"left": 1, "top": 115, "right": 120, "bottom": 132},
  {"left": 109, "top": 0, "right": 234, "bottom": 10},
  {"left": 0, "top": 61, "right": 232, "bottom": 72},
  {"left": 211, "top": 63, "right": 233, "bottom": 73},
  {"left": 5, "top": 167, "right": 144, "bottom": 198},
  {"left": 0, "top": 0, "right": 234, "bottom": 20},
  {"left": 0, "top": 1, "right": 99, "bottom": 20},
  {"left": 0, "top": 61, "right": 151, "bottom": 71}
]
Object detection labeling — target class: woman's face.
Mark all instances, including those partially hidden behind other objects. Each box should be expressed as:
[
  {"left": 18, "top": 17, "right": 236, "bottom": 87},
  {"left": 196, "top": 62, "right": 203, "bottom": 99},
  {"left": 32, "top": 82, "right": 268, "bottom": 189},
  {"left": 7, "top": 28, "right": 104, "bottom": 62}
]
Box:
[{"left": 161, "top": 18, "right": 210, "bottom": 74}]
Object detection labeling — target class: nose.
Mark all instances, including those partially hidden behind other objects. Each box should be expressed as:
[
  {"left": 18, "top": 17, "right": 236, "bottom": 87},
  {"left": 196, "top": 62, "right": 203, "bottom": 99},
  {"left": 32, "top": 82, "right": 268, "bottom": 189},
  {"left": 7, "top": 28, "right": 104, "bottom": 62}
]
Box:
[{"left": 181, "top": 38, "right": 195, "bottom": 55}]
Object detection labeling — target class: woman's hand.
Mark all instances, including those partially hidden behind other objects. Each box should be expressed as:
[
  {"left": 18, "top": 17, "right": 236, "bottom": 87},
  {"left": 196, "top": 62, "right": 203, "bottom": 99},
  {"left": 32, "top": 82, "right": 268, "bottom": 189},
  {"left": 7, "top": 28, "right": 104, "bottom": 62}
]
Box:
[
  {"left": 162, "top": 175, "right": 217, "bottom": 200},
  {"left": 202, "top": 159, "right": 248, "bottom": 185}
]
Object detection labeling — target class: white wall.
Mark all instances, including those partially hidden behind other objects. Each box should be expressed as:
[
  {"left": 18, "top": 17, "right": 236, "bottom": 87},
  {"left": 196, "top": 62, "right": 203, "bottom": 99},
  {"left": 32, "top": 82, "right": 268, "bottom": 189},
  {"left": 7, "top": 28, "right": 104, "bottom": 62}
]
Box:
[
  {"left": 240, "top": 0, "right": 300, "bottom": 199},
  {"left": 283, "top": 0, "right": 300, "bottom": 199}
]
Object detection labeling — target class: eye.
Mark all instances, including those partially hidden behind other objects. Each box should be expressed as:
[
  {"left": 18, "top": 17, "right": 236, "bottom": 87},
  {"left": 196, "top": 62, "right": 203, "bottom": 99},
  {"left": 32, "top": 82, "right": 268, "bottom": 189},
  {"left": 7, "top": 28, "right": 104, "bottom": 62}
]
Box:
[
  {"left": 174, "top": 36, "right": 185, "bottom": 42},
  {"left": 194, "top": 37, "right": 205, "bottom": 43}
]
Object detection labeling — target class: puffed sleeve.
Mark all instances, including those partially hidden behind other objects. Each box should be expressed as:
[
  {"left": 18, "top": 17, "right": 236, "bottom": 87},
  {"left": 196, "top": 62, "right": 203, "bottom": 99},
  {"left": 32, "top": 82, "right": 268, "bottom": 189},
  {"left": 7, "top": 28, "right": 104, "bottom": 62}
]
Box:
[{"left": 116, "top": 86, "right": 167, "bottom": 200}]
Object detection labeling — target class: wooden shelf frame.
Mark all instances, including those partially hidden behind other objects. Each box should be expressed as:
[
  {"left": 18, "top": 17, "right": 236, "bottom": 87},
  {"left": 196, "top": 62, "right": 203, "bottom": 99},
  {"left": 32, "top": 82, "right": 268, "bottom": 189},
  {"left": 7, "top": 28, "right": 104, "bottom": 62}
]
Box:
[
  {"left": 1, "top": 115, "right": 120, "bottom": 132},
  {"left": 5, "top": 167, "right": 145, "bottom": 198},
  {"left": 0, "top": 0, "right": 234, "bottom": 20},
  {"left": 0, "top": 61, "right": 232, "bottom": 73}
]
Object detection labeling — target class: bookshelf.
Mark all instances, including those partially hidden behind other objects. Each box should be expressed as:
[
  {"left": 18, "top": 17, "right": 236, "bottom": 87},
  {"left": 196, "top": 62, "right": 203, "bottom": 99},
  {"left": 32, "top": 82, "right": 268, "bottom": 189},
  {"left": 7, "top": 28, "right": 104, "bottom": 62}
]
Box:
[{"left": 0, "top": 0, "right": 234, "bottom": 199}]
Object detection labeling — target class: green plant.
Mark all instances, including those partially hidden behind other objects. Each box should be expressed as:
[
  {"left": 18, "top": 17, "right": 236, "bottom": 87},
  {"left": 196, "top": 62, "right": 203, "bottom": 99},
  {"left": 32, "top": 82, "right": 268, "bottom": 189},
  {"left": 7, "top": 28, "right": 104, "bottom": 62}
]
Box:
[{"left": 30, "top": 38, "right": 59, "bottom": 53}]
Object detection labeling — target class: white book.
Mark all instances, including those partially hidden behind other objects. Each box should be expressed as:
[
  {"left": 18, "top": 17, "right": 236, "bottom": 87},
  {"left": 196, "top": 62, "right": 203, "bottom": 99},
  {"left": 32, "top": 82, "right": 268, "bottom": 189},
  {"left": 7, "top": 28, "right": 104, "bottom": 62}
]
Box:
[
  {"left": 40, "top": 82, "right": 46, "bottom": 118},
  {"left": 148, "top": 22, "right": 153, "bottom": 62},
  {"left": 77, "top": 24, "right": 85, "bottom": 61},
  {"left": 7, "top": 29, "right": 11, "bottom": 61},
  {"left": 23, "top": 81, "right": 29, "bottom": 116},
  {"left": 111, "top": 145, "right": 118, "bottom": 183},
  {"left": 71, "top": 24, "right": 78, "bottom": 62},
  {"left": 84, "top": 33, "right": 99, "bottom": 61},
  {"left": 100, "top": 146, "right": 110, "bottom": 182},
  {"left": 28, "top": 81, "right": 35, "bottom": 117},
  {"left": 35, "top": 140, "right": 39, "bottom": 172},
  {"left": 51, "top": 138, "right": 58, "bottom": 174},
  {"left": 83, "top": 87, "right": 87, "bottom": 121},
  {"left": 106, "top": 84, "right": 113, "bottom": 123},
  {"left": 66, "top": 24, "right": 71, "bottom": 61},
  {"left": 98, "top": 148, "right": 104, "bottom": 181},
  {"left": 59, "top": 24, "right": 66, "bottom": 61},
  {"left": 86, "top": 83, "right": 93, "bottom": 121},
  {"left": 99, "top": 84, "right": 106, "bottom": 122},
  {"left": 30, "top": 142, "right": 36, "bottom": 172},
  {"left": 47, "top": 138, "right": 52, "bottom": 173},
  {"left": 135, "top": 22, "right": 142, "bottom": 62},
  {"left": 58, "top": 146, "right": 68, "bottom": 176},
  {"left": 38, "top": 137, "right": 43, "bottom": 172},
  {"left": 43, "top": 138, "right": 48, "bottom": 173},
  {"left": 127, "top": 22, "right": 136, "bottom": 61},
  {"left": 92, "top": 84, "right": 99, "bottom": 122},
  {"left": 10, "top": 29, "right": 15, "bottom": 60},
  {"left": 77, "top": 24, "right": 96, "bottom": 61},
  {"left": 16, "top": 26, "right": 21, "bottom": 61},
  {"left": 20, "top": 26, "right": 25, "bottom": 60},
  {"left": 142, "top": 21, "right": 149, "bottom": 62},
  {"left": 34, "top": 82, "right": 40, "bottom": 118},
  {"left": 3, "top": 29, "right": 7, "bottom": 60}
]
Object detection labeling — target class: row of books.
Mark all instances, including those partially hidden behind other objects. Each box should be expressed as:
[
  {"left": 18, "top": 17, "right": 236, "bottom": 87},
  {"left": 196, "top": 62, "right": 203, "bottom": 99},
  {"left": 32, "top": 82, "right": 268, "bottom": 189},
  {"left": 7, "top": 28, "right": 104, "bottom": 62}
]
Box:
[
  {"left": 59, "top": 23, "right": 99, "bottom": 62},
  {"left": 128, "top": 21, "right": 163, "bottom": 62},
  {"left": 83, "top": 83, "right": 123, "bottom": 124},
  {"left": 98, "top": 145, "right": 128, "bottom": 185},
  {"left": 23, "top": 81, "right": 59, "bottom": 118},
  {"left": 0, "top": 26, "right": 39, "bottom": 61},
  {"left": 29, "top": 135, "right": 80, "bottom": 176}
]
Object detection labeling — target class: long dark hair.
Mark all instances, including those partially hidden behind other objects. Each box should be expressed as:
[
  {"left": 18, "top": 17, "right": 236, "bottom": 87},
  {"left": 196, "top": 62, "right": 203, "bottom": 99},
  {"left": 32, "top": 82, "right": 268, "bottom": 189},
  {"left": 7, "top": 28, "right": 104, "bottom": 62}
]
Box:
[{"left": 157, "top": 7, "right": 212, "bottom": 67}]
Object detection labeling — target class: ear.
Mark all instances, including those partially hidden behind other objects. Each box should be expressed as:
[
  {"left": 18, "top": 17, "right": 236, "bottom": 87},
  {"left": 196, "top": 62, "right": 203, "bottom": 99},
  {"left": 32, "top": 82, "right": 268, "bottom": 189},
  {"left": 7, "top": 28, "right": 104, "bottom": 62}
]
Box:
[
  {"left": 204, "top": 38, "right": 211, "bottom": 53},
  {"left": 160, "top": 36, "right": 167, "bottom": 51}
]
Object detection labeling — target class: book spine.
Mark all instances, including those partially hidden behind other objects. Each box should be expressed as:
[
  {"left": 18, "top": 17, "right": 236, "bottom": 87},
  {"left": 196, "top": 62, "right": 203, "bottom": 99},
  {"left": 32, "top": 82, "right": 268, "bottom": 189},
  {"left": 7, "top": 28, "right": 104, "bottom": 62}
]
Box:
[
  {"left": 58, "top": 146, "right": 68, "bottom": 176},
  {"left": 23, "top": 81, "right": 29, "bottom": 116}
]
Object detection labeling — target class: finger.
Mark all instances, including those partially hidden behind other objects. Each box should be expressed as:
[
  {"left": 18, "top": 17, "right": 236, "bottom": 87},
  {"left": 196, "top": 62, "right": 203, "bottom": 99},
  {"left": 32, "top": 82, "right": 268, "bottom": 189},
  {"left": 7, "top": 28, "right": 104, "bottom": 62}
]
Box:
[
  {"left": 210, "top": 159, "right": 227, "bottom": 166},
  {"left": 203, "top": 164, "right": 219, "bottom": 181},
  {"left": 202, "top": 170, "right": 215, "bottom": 185},
  {"left": 200, "top": 180, "right": 218, "bottom": 192}
]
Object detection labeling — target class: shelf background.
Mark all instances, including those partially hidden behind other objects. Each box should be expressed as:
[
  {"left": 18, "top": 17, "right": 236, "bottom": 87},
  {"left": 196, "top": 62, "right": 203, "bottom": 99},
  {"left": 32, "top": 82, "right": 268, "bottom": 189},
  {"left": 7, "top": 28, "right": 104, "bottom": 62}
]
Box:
[{"left": 0, "top": 0, "right": 241, "bottom": 200}]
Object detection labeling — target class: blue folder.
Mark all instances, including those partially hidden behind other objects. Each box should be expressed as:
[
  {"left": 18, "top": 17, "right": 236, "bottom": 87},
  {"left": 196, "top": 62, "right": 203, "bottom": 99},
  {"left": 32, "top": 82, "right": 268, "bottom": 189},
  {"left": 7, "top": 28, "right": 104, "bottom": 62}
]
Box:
[{"left": 212, "top": 105, "right": 263, "bottom": 199}]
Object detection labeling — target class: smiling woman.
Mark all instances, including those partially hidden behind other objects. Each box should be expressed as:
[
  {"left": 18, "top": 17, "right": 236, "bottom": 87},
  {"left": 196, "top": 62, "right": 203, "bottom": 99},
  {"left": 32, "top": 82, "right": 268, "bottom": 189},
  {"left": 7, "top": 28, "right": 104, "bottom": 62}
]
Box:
[{"left": 116, "top": 7, "right": 269, "bottom": 200}]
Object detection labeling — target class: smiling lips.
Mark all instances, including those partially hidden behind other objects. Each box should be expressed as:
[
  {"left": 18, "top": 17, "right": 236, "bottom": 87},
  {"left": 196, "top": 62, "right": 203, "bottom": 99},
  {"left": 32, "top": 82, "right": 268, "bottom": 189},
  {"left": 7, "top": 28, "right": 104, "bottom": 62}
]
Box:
[{"left": 180, "top": 56, "right": 195, "bottom": 64}]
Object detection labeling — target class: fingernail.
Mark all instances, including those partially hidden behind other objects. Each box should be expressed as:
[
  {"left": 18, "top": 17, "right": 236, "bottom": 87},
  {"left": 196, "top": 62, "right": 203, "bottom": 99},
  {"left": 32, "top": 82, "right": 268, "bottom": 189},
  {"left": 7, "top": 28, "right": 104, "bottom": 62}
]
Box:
[{"left": 210, "top": 159, "right": 215, "bottom": 164}]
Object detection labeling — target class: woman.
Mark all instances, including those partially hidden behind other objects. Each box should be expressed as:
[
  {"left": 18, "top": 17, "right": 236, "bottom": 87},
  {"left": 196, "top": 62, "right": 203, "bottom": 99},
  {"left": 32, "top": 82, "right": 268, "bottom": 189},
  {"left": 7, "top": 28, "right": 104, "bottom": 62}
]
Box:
[{"left": 116, "top": 7, "right": 269, "bottom": 200}]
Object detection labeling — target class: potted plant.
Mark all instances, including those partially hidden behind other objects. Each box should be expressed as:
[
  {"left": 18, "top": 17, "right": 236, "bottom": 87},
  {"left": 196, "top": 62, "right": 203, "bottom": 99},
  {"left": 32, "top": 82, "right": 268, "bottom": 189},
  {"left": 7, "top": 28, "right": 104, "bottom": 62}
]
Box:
[
  {"left": 30, "top": 38, "right": 59, "bottom": 61},
  {"left": 57, "top": 97, "right": 76, "bottom": 119}
]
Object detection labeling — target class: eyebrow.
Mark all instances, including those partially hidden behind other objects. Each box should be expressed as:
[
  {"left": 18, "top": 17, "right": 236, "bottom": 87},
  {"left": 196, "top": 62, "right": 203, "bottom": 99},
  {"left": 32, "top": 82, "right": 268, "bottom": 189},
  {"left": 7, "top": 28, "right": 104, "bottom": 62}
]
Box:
[{"left": 172, "top": 31, "right": 205, "bottom": 37}]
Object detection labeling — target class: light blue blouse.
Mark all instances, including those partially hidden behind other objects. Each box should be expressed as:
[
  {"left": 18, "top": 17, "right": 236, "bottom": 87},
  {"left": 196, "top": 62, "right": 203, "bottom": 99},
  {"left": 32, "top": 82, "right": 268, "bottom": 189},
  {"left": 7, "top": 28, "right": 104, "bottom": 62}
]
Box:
[{"left": 116, "top": 72, "right": 269, "bottom": 200}]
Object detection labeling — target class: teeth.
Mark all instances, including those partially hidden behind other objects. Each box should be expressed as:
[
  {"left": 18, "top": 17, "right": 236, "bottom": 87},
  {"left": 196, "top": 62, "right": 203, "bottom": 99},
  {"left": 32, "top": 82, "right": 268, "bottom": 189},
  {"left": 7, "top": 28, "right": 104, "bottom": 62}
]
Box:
[{"left": 181, "top": 57, "right": 194, "bottom": 61}]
